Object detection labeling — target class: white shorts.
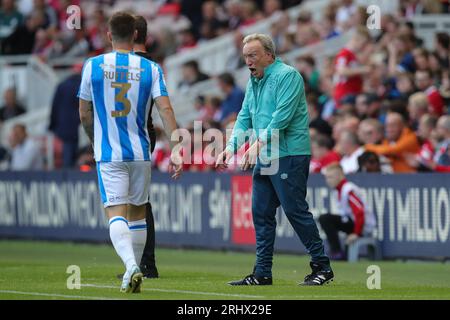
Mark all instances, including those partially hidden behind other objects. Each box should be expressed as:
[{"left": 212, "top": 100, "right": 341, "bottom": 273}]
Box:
[{"left": 96, "top": 161, "right": 151, "bottom": 208}]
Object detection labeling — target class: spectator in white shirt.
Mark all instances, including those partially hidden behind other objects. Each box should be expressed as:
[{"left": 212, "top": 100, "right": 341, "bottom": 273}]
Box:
[
  {"left": 336, "top": 0, "right": 357, "bottom": 32},
  {"left": 338, "top": 131, "right": 364, "bottom": 174},
  {"left": 8, "top": 123, "right": 43, "bottom": 170}
]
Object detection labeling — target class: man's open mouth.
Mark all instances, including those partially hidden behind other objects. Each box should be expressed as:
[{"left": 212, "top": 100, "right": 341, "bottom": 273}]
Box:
[{"left": 249, "top": 67, "right": 256, "bottom": 73}]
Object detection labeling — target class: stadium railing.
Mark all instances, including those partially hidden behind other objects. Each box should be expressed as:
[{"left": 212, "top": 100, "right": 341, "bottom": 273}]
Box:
[
  {"left": 411, "top": 15, "right": 450, "bottom": 49},
  {"left": 0, "top": 55, "right": 30, "bottom": 109},
  {"left": 162, "top": 29, "right": 354, "bottom": 128},
  {"left": 0, "top": 107, "right": 55, "bottom": 169},
  {"left": 0, "top": 55, "right": 60, "bottom": 113},
  {"left": 163, "top": 0, "right": 400, "bottom": 93},
  {"left": 164, "top": 0, "right": 331, "bottom": 93}
]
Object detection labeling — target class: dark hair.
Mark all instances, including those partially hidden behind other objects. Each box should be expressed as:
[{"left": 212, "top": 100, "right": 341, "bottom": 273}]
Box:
[
  {"left": 436, "top": 32, "right": 450, "bottom": 50},
  {"left": 365, "top": 93, "right": 380, "bottom": 105},
  {"left": 404, "top": 21, "right": 415, "bottom": 31},
  {"left": 108, "top": 12, "right": 136, "bottom": 43},
  {"left": 134, "top": 15, "right": 147, "bottom": 45},
  {"left": 218, "top": 73, "right": 235, "bottom": 87},
  {"left": 297, "top": 55, "right": 315, "bottom": 67},
  {"left": 306, "top": 91, "right": 319, "bottom": 106},
  {"left": 357, "top": 151, "right": 380, "bottom": 171},
  {"left": 312, "top": 134, "right": 333, "bottom": 150},
  {"left": 387, "top": 99, "right": 409, "bottom": 123},
  {"left": 183, "top": 60, "right": 199, "bottom": 71},
  {"left": 416, "top": 68, "right": 433, "bottom": 79},
  {"left": 210, "top": 96, "right": 222, "bottom": 108}
]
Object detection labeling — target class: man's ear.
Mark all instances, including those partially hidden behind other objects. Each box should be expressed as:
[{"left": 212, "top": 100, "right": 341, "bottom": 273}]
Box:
[
  {"left": 134, "top": 30, "right": 137, "bottom": 41},
  {"left": 107, "top": 31, "right": 112, "bottom": 43}
]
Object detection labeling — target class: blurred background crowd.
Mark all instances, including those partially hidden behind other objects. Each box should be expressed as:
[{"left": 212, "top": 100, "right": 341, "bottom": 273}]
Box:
[{"left": 0, "top": 0, "right": 449, "bottom": 174}]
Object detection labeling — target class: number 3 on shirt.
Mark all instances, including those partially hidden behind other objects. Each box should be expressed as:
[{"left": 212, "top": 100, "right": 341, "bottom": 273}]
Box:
[{"left": 111, "top": 82, "right": 131, "bottom": 117}]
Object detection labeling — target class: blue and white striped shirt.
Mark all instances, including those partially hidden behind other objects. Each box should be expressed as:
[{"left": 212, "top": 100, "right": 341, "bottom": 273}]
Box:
[{"left": 78, "top": 50, "right": 168, "bottom": 162}]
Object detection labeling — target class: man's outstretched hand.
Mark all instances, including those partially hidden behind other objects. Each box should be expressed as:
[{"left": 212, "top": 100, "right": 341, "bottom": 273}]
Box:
[{"left": 215, "top": 149, "right": 233, "bottom": 170}]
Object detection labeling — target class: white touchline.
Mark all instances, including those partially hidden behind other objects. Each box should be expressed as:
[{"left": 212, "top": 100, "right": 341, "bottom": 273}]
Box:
[
  {"left": 0, "top": 289, "right": 124, "bottom": 300},
  {"left": 83, "top": 283, "right": 264, "bottom": 299}
]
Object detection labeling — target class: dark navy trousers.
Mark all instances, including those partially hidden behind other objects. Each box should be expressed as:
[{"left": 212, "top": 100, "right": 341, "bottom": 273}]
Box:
[{"left": 252, "top": 155, "right": 330, "bottom": 278}]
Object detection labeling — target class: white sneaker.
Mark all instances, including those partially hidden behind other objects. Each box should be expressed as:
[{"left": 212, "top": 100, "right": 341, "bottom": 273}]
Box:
[{"left": 120, "top": 265, "right": 143, "bottom": 293}]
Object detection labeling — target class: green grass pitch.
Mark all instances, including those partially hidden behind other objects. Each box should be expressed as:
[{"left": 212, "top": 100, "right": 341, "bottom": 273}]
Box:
[{"left": 0, "top": 240, "right": 449, "bottom": 300}]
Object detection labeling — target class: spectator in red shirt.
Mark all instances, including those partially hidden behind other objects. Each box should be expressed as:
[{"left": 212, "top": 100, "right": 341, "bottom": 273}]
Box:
[
  {"left": 319, "top": 163, "right": 377, "bottom": 260},
  {"left": 405, "top": 114, "right": 438, "bottom": 171},
  {"left": 433, "top": 115, "right": 450, "bottom": 168},
  {"left": 415, "top": 69, "right": 445, "bottom": 116},
  {"left": 333, "top": 26, "right": 371, "bottom": 106},
  {"left": 310, "top": 134, "right": 341, "bottom": 173},
  {"left": 408, "top": 113, "right": 450, "bottom": 173}
]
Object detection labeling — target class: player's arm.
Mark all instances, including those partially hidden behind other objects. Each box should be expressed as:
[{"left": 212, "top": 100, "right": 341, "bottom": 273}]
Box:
[
  {"left": 150, "top": 64, "right": 177, "bottom": 150},
  {"left": 79, "top": 99, "right": 94, "bottom": 144},
  {"left": 78, "top": 59, "right": 93, "bottom": 144},
  {"left": 151, "top": 63, "right": 182, "bottom": 178},
  {"left": 154, "top": 96, "right": 177, "bottom": 150},
  {"left": 154, "top": 96, "right": 182, "bottom": 179}
]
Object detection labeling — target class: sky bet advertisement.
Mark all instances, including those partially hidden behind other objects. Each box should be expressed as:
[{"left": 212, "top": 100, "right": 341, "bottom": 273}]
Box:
[{"left": 0, "top": 171, "right": 449, "bottom": 259}]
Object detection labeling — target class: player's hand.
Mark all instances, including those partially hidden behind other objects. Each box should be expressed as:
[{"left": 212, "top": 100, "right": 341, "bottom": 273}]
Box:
[
  {"left": 169, "top": 150, "right": 183, "bottom": 180},
  {"left": 241, "top": 140, "right": 262, "bottom": 171},
  {"left": 215, "top": 149, "right": 233, "bottom": 170},
  {"left": 346, "top": 233, "right": 359, "bottom": 245}
]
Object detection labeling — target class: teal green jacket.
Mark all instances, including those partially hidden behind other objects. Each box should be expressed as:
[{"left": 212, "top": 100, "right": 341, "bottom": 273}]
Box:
[{"left": 226, "top": 58, "right": 311, "bottom": 160}]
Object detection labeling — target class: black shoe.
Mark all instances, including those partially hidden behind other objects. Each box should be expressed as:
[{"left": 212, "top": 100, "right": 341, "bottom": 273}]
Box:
[
  {"left": 228, "top": 274, "right": 272, "bottom": 286},
  {"left": 299, "top": 262, "right": 334, "bottom": 286},
  {"left": 140, "top": 265, "right": 159, "bottom": 279},
  {"left": 116, "top": 266, "right": 159, "bottom": 280}
]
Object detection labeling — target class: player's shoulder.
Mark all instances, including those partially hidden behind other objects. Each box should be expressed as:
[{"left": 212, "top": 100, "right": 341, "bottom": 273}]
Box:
[{"left": 83, "top": 52, "right": 110, "bottom": 67}]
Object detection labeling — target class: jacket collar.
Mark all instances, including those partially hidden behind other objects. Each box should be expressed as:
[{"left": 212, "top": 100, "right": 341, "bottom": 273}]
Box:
[{"left": 252, "top": 57, "right": 282, "bottom": 83}]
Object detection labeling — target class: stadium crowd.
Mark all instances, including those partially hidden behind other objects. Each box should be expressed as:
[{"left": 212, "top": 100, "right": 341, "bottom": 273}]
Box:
[{"left": 0, "top": 0, "right": 449, "bottom": 173}]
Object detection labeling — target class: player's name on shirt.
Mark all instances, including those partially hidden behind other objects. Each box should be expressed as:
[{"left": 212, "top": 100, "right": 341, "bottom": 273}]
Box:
[{"left": 100, "top": 63, "right": 143, "bottom": 82}]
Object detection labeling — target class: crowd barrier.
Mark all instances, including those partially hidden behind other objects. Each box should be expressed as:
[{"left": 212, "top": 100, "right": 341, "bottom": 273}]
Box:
[{"left": 0, "top": 171, "right": 449, "bottom": 260}]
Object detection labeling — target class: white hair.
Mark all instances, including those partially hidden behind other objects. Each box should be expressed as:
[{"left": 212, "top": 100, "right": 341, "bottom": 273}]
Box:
[{"left": 243, "top": 33, "right": 276, "bottom": 58}]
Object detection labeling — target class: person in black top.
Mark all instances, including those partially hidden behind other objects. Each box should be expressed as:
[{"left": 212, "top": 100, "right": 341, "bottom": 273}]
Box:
[
  {"left": 129, "top": 15, "right": 158, "bottom": 278},
  {"left": 1, "top": 10, "right": 44, "bottom": 55},
  {"left": 49, "top": 65, "right": 82, "bottom": 168}
]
